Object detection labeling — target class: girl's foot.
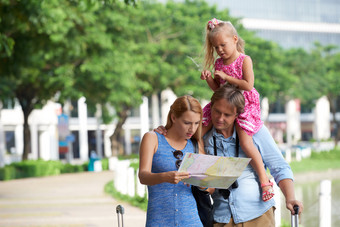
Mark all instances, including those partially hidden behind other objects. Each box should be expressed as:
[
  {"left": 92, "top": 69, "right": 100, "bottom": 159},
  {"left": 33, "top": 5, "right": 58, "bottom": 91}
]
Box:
[{"left": 261, "top": 181, "right": 274, "bottom": 202}]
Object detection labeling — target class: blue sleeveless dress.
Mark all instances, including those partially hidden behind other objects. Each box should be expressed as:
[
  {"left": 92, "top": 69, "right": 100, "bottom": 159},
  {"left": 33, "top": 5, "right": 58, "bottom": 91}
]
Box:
[{"left": 146, "top": 132, "right": 203, "bottom": 227}]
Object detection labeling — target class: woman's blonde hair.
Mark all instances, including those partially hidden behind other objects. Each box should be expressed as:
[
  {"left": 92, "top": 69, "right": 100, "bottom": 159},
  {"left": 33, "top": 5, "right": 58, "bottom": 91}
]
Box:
[
  {"left": 204, "top": 20, "right": 245, "bottom": 70},
  {"left": 165, "top": 95, "right": 203, "bottom": 142}
]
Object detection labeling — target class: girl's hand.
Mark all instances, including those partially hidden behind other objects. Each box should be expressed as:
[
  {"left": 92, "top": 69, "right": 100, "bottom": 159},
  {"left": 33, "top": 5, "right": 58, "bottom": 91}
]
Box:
[
  {"left": 201, "top": 70, "right": 212, "bottom": 80},
  {"left": 214, "top": 70, "right": 229, "bottom": 81},
  {"left": 153, "top": 126, "right": 167, "bottom": 135},
  {"left": 165, "top": 171, "right": 190, "bottom": 184}
]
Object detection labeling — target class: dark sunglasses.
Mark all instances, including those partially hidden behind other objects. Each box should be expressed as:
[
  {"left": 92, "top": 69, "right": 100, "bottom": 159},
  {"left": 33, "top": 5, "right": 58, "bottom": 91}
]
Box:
[
  {"left": 172, "top": 150, "right": 183, "bottom": 169},
  {"left": 219, "top": 181, "right": 239, "bottom": 199}
]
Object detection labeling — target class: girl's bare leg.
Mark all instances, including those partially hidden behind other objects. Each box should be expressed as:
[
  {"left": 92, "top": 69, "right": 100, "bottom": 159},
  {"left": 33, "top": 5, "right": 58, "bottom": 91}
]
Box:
[{"left": 236, "top": 124, "right": 274, "bottom": 201}]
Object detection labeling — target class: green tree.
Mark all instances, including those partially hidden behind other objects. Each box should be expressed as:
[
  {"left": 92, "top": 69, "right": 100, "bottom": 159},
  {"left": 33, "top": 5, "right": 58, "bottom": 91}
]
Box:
[
  {"left": 0, "top": 0, "right": 140, "bottom": 159},
  {"left": 326, "top": 51, "right": 340, "bottom": 144},
  {"left": 0, "top": 0, "right": 85, "bottom": 160},
  {"left": 283, "top": 43, "right": 340, "bottom": 143},
  {"left": 311, "top": 44, "right": 340, "bottom": 144},
  {"left": 247, "top": 37, "right": 298, "bottom": 108},
  {"left": 71, "top": 1, "right": 149, "bottom": 155}
]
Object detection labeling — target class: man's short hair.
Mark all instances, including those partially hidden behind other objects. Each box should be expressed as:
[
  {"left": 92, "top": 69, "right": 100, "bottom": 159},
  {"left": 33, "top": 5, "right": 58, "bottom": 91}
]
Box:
[{"left": 210, "top": 84, "right": 245, "bottom": 115}]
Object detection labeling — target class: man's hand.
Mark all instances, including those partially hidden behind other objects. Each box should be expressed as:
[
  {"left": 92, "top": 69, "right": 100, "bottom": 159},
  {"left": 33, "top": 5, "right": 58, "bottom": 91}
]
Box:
[
  {"left": 286, "top": 199, "right": 303, "bottom": 215},
  {"left": 153, "top": 126, "right": 167, "bottom": 135}
]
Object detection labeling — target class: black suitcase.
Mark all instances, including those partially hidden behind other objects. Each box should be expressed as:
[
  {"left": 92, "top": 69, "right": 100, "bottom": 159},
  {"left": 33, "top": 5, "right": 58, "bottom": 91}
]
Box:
[
  {"left": 291, "top": 205, "right": 299, "bottom": 227},
  {"left": 116, "top": 205, "right": 124, "bottom": 227}
]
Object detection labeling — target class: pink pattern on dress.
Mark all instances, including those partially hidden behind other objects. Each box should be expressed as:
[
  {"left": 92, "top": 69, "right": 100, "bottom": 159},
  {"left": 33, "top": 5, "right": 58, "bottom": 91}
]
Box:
[{"left": 202, "top": 54, "right": 263, "bottom": 136}]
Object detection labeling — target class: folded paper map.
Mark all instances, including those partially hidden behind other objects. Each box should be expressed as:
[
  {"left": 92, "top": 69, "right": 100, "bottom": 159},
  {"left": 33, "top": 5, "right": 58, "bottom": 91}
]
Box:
[{"left": 178, "top": 153, "right": 251, "bottom": 189}]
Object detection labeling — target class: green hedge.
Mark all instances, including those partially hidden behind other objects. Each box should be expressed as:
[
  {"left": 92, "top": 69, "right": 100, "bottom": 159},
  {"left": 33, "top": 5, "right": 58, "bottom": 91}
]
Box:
[
  {"left": 104, "top": 180, "right": 148, "bottom": 211},
  {"left": 0, "top": 158, "right": 109, "bottom": 181},
  {"left": 0, "top": 160, "right": 63, "bottom": 180}
]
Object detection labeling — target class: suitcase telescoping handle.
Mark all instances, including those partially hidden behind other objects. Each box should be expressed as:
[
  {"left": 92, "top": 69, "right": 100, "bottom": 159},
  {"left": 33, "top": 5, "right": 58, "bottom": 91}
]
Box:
[
  {"left": 116, "top": 205, "right": 125, "bottom": 227},
  {"left": 291, "top": 205, "right": 299, "bottom": 227}
]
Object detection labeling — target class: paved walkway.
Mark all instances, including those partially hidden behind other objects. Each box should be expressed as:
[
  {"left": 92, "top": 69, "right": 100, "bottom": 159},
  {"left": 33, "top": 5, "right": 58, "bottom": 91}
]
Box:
[{"left": 0, "top": 171, "right": 146, "bottom": 227}]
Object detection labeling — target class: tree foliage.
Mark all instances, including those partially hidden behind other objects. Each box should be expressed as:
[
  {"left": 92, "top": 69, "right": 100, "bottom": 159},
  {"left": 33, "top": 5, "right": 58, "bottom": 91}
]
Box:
[{"left": 0, "top": 0, "right": 339, "bottom": 159}]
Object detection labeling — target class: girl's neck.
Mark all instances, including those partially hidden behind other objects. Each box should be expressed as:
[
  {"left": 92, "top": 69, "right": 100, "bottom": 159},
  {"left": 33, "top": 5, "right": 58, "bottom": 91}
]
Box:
[{"left": 223, "top": 52, "right": 240, "bottom": 65}]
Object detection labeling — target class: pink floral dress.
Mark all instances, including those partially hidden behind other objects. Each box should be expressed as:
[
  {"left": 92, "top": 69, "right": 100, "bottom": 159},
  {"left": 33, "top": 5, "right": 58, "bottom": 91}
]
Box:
[{"left": 202, "top": 53, "right": 263, "bottom": 136}]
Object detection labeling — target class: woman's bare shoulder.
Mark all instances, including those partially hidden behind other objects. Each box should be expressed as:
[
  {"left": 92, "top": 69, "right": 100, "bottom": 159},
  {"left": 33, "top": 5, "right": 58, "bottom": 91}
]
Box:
[{"left": 143, "top": 131, "right": 157, "bottom": 139}]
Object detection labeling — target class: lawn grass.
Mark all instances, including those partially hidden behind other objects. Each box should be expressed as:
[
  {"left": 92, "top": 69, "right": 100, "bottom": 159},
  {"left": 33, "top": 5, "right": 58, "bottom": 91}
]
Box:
[{"left": 289, "top": 147, "right": 340, "bottom": 174}]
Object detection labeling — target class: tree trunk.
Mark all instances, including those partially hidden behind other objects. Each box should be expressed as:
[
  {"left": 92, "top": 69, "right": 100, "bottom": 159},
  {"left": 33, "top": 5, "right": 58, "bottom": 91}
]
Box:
[
  {"left": 328, "top": 95, "right": 339, "bottom": 147},
  {"left": 110, "top": 106, "right": 129, "bottom": 156},
  {"left": 18, "top": 98, "right": 34, "bottom": 161}
]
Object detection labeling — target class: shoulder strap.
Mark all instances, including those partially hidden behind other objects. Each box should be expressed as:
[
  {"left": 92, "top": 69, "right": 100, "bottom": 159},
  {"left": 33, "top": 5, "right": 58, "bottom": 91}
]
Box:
[
  {"left": 235, "top": 133, "right": 239, "bottom": 157},
  {"left": 213, "top": 132, "right": 239, "bottom": 157},
  {"left": 213, "top": 136, "right": 217, "bottom": 156}
]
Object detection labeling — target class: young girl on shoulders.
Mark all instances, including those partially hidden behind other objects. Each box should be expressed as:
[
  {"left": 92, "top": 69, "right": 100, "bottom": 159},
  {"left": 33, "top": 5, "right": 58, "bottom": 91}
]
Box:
[{"left": 200, "top": 18, "right": 274, "bottom": 202}]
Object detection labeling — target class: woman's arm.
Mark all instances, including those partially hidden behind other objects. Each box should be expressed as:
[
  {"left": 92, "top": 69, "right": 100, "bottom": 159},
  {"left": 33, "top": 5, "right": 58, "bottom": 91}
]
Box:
[{"left": 138, "top": 131, "right": 189, "bottom": 185}]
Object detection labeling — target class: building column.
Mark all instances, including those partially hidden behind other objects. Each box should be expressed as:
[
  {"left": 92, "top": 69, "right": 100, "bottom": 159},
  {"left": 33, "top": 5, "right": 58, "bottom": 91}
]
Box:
[
  {"left": 39, "top": 130, "right": 50, "bottom": 160},
  {"left": 152, "top": 93, "right": 160, "bottom": 129},
  {"left": 261, "top": 97, "right": 269, "bottom": 122},
  {"left": 78, "top": 97, "right": 89, "bottom": 161},
  {"left": 161, "top": 89, "right": 177, "bottom": 126},
  {"left": 95, "top": 104, "right": 103, "bottom": 158},
  {"left": 30, "top": 124, "right": 38, "bottom": 160},
  {"left": 140, "top": 96, "right": 149, "bottom": 140},
  {"left": 49, "top": 124, "right": 58, "bottom": 160},
  {"left": 15, "top": 124, "right": 23, "bottom": 157},
  {"left": 0, "top": 102, "right": 5, "bottom": 167},
  {"left": 124, "top": 128, "right": 131, "bottom": 155},
  {"left": 313, "top": 96, "right": 330, "bottom": 141},
  {"left": 104, "top": 126, "right": 114, "bottom": 157},
  {"left": 286, "top": 99, "right": 301, "bottom": 146}
]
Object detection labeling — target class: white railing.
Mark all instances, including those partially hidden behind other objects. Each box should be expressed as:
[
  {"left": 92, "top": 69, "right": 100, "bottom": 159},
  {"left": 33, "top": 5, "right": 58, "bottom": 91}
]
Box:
[
  {"left": 274, "top": 179, "right": 332, "bottom": 227},
  {"left": 109, "top": 157, "right": 146, "bottom": 198}
]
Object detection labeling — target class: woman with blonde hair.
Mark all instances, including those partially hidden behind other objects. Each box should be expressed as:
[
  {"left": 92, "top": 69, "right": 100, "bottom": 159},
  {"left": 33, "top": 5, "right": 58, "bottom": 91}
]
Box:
[{"left": 139, "top": 95, "right": 204, "bottom": 227}]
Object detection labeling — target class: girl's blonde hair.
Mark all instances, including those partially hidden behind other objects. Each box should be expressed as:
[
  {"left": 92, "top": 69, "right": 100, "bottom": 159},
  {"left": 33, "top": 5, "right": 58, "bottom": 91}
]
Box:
[
  {"left": 204, "top": 20, "right": 245, "bottom": 70},
  {"left": 165, "top": 95, "right": 203, "bottom": 142}
]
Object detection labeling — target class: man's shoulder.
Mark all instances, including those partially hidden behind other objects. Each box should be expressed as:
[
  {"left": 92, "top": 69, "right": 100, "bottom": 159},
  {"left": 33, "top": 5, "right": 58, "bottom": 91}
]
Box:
[
  {"left": 203, "top": 127, "right": 216, "bottom": 148},
  {"left": 203, "top": 127, "right": 214, "bottom": 139}
]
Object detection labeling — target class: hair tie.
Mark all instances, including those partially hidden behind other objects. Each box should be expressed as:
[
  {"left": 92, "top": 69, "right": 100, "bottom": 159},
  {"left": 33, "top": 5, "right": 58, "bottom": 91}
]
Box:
[{"left": 208, "top": 18, "right": 223, "bottom": 30}]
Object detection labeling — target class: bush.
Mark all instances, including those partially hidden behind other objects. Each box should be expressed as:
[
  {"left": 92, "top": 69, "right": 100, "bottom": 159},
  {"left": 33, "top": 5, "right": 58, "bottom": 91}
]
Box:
[
  {"left": 104, "top": 180, "right": 147, "bottom": 211},
  {"left": 7, "top": 160, "right": 62, "bottom": 179},
  {"left": 0, "top": 159, "right": 89, "bottom": 181},
  {"left": 0, "top": 165, "right": 16, "bottom": 181},
  {"left": 101, "top": 158, "right": 109, "bottom": 170},
  {"left": 61, "top": 163, "right": 86, "bottom": 173}
]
